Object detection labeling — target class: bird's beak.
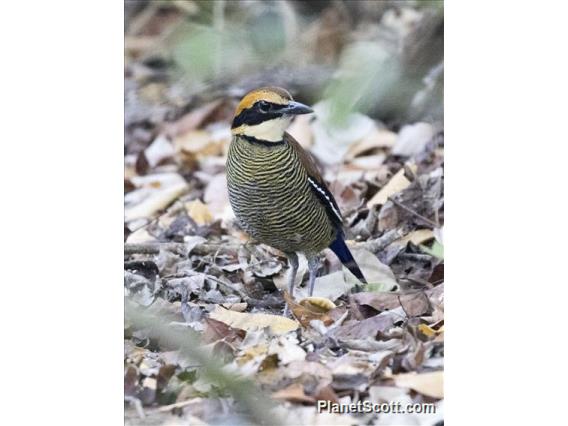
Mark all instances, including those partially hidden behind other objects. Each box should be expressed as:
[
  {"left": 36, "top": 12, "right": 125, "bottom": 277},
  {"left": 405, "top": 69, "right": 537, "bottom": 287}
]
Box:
[{"left": 280, "top": 101, "right": 313, "bottom": 115}]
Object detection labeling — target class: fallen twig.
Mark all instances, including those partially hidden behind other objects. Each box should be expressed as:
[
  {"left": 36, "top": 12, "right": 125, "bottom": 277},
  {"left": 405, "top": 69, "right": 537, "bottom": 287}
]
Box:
[
  {"left": 355, "top": 228, "right": 406, "bottom": 253},
  {"left": 146, "top": 397, "right": 202, "bottom": 414},
  {"left": 124, "top": 242, "right": 241, "bottom": 257},
  {"left": 124, "top": 242, "right": 184, "bottom": 255},
  {"left": 388, "top": 197, "right": 440, "bottom": 228}
]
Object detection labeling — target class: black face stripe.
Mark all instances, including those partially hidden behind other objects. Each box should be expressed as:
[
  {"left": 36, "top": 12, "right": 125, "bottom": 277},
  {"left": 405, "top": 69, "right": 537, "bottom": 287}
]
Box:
[{"left": 231, "top": 101, "right": 286, "bottom": 128}]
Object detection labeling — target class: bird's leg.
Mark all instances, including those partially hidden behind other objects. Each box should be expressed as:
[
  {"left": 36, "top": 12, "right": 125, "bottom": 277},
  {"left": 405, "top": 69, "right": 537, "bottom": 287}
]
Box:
[
  {"left": 307, "top": 255, "right": 320, "bottom": 297},
  {"left": 283, "top": 252, "right": 299, "bottom": 316},
  {"left": 286, "top": 252, "right": 299, "bottom": 297}
]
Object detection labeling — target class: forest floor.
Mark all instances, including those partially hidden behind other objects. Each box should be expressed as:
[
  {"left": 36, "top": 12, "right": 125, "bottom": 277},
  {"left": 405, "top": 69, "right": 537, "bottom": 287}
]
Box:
[{"left": 124, "top": 2, "right": 444, "bottom": 425}]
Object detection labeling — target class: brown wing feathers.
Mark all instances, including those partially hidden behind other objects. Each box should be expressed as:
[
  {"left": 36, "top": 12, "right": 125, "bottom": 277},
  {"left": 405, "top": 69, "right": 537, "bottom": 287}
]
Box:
[{"left": 284, "top": 132, "right": 344, "bottom": 229}]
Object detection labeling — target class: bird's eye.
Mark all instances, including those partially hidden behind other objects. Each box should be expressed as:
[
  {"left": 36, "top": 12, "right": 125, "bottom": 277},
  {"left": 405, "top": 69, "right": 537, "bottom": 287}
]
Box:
[{"left": 258, "top": 101, "right": 270, "bottom": 113}]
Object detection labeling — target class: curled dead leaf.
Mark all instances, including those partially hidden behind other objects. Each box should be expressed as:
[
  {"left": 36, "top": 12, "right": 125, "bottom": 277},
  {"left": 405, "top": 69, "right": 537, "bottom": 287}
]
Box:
[
  {"left": 165, "top": 99, "right": 224, "bottom": 136},
  {"left": 331, "top": 310, "right": 398, "bottom": 340},
  {"left": 143, "top": 134, "right": 175, "bottom": 168},
  {"left": 345, "top": 128, "right": 396, "bottom": 160},
  {"left": 209, "top": 305, "right": 298, "bottom": 335},
  {"left": 394, "top": 229, "right": 435, "bottom": 246},
  {"left": 174, "top": 130, "right": 224, "bottom": 159},
  {"left": 299, "top": 297, "right": 336, "bottom": 312},
  {"left": 185, "top": 199, "right": 213, "bottom": 225},
  {"left": 366, "top": 164, "right": 417, "bottom": 208},
  {"left": 236, "top": 344, "right": 268, "bottom": 366},
  {"left": 417, "top": 323, "right": 439, "bottom": 338},
  {"left": 352, "top": 291, "right": 430, "bottom": 317},
  {"left": 392, "top": 371, "right": 443, "bottom": 399},
  {"left": 272, "top": 383, "right": 316, "bottom": 404},
  {"left": 283, "top": 291, "right": 334, "bottom": 327},
  {"left": 125, "top": 173, "right": 188, "bottom": 221},
  {"left": 221, "top": 302, "right": 247, "bottom": 312}
]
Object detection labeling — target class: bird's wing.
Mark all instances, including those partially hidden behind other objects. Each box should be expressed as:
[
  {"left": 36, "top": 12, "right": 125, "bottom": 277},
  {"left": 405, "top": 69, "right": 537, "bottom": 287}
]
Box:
[{"left": 284, "top": 132, "right": 344, "bottom": 229}]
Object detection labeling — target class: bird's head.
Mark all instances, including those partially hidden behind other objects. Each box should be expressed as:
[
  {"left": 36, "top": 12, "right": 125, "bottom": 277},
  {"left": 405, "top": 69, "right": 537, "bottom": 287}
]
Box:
[{"left": 231, "top": 87, "right": 313, "bottom": 142}]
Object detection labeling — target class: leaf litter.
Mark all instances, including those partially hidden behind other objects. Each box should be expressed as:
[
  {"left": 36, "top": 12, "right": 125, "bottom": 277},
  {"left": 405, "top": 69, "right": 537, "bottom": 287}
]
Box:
[{"left": 125, "top": 2, "right": 443, "bottom": 425}]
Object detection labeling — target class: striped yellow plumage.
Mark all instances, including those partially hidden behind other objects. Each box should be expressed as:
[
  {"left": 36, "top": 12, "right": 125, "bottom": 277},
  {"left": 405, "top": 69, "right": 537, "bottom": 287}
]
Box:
[
  {"left": 227, "top": 133, "right": 336, "bottom": 254},
  {"left": 226, "top": 87, "right": 367, "bottom": 304}
]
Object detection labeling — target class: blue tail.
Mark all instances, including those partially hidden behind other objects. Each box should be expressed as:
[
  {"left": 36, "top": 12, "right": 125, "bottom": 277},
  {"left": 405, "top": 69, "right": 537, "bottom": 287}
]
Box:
[{"left": 329, "top": 233, "right": 367, "bottom": 286}]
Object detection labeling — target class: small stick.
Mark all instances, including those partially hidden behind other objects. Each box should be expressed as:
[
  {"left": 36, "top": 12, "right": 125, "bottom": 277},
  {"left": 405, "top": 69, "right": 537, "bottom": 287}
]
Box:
[
  {"left": 124, "top": 242, "right": 179, "bottom": 255},
  {"left": 388, "top": 197, "right": 440, "bottom": 228},
  {"left": 124, "top": 242, "right": 242, "bottom": 257},
  {"left": 355, "top": 228, "right": 405, "bottom": 253},
  {"left": 146, "top": 397, "right": 201, "bottom": 413}
]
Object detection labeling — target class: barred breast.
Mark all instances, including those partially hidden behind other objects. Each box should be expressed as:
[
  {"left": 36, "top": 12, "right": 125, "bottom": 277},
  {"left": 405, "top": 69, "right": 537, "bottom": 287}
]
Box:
[{"left": 226, "top": 136, "right": 336, "bottom": 254}]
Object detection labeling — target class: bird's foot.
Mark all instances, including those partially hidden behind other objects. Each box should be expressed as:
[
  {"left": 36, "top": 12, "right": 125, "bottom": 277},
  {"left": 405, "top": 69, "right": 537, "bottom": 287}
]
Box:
[{"left": 352, "top": 284, "right": 364, "bottom": 293}]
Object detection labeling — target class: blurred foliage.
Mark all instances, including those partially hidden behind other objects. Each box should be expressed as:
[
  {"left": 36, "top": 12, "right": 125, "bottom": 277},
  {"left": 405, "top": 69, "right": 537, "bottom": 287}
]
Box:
[
  {"left": 125, "top": 0, "right": 443, "bottom": 125},
  {"left": 126, "top": 301, "right": 285, "bottom": 425},
  {"left": 324, "top": 41, "right": 395, "bottom": 126},
  {"left": 124, "top": 3, "right": 445, "bottom": 423}
]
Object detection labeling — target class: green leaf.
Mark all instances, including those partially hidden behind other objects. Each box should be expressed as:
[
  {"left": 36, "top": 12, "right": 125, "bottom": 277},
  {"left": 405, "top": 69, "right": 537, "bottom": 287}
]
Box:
[{"left": 420, "top": 240, "right": 444, "bottom": 260}]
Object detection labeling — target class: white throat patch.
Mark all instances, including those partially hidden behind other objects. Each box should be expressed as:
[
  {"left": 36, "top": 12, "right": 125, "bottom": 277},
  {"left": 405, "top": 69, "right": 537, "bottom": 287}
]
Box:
[{"left": 235, "top": 117, "right": 290, "bottom": 142}]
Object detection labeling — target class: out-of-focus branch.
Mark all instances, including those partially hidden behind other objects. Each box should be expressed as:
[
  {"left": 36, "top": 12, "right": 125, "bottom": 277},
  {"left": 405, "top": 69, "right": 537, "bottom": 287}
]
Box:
[{"left": 125, "top": 302, "right": 284, "bottom": 426}]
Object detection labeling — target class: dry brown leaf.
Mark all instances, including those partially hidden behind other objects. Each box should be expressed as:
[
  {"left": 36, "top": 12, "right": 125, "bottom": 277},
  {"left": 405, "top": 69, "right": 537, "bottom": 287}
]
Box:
[
  {"left": 272, "top": 383, "right": 316, "bottom": 404},
  {"left": 144, "top": 134, "right": 176, "bottom": 168},
  {"left": 332, "top": 310, "right": 398, "bottom": 340},
  {"left": 221, "top": 303, "right": 247, "bottom": 312},
  {"left": 283, "top": 360, "right": 333, "bottom": 383},
  {"left": 283, "top": 291, "right": 334, "bottom": 327},
  {"left": 392, "top": 371, "right": 443, "bottom": 399},
  {"left": 174, "top": 130, "right": 224, "bottom": 159},
  {"left": 433, "top": 325, "right": 444, "bottom": 342},
  {"left": 349, "top": 154, "right": 386, "bottom": 171},
  {"left": 366, "top": 164, "right": 417, "bottom": 208},
  {"left": 165, "top": 99, "right": 224, "bottom": 137},
  {"left": 352, "top": 291, "right": 430, "bottom": 316},
  {"left": 310, "top": 101, "right": 375, "bottom": 165},
  {"left": 126, "top": 227, "right": 156, "bottom": 244},
  {"left": 202, "top": 318, "right": 245, "bottom": 345},
  {"left": 417, "top": 323, "right": 439, "bottom": 338},
  {"left": 185, "top": 199, "right": 213, "bottom": 225},
  {"left": 268, "top": 334, "right": 307, "bottom": 364},
  {"left": 203, "top": 173, "right": 230, "bottom": 220},
  {"left": 335, "top": 169, "right": 373, "bottom": 186},
  {"left": 394, "top": 229, "right": 435, "bottom": 246},
  {"left": 125, "top": 173, "right": 188, "bottom": 221},
  {"left": 209, "top": 306, "right": 298, "bottom": 335},
  {"left": 314, "top": 385, "right": 340, "bottom": 404},
  {"left": 299, "top": 297, "right": 336, "bottom": 312},
  {"left": 345, "top": 128, "right": 396, "bottom": 160},
  {"left": 236, "top": 344, "right": 268, "bottom": 366}
]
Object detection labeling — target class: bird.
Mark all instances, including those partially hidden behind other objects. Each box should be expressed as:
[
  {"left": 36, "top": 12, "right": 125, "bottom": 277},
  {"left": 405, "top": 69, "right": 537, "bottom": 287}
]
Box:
[{"left": 226, "top": 86, "right": 367, "bottom": 305}]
